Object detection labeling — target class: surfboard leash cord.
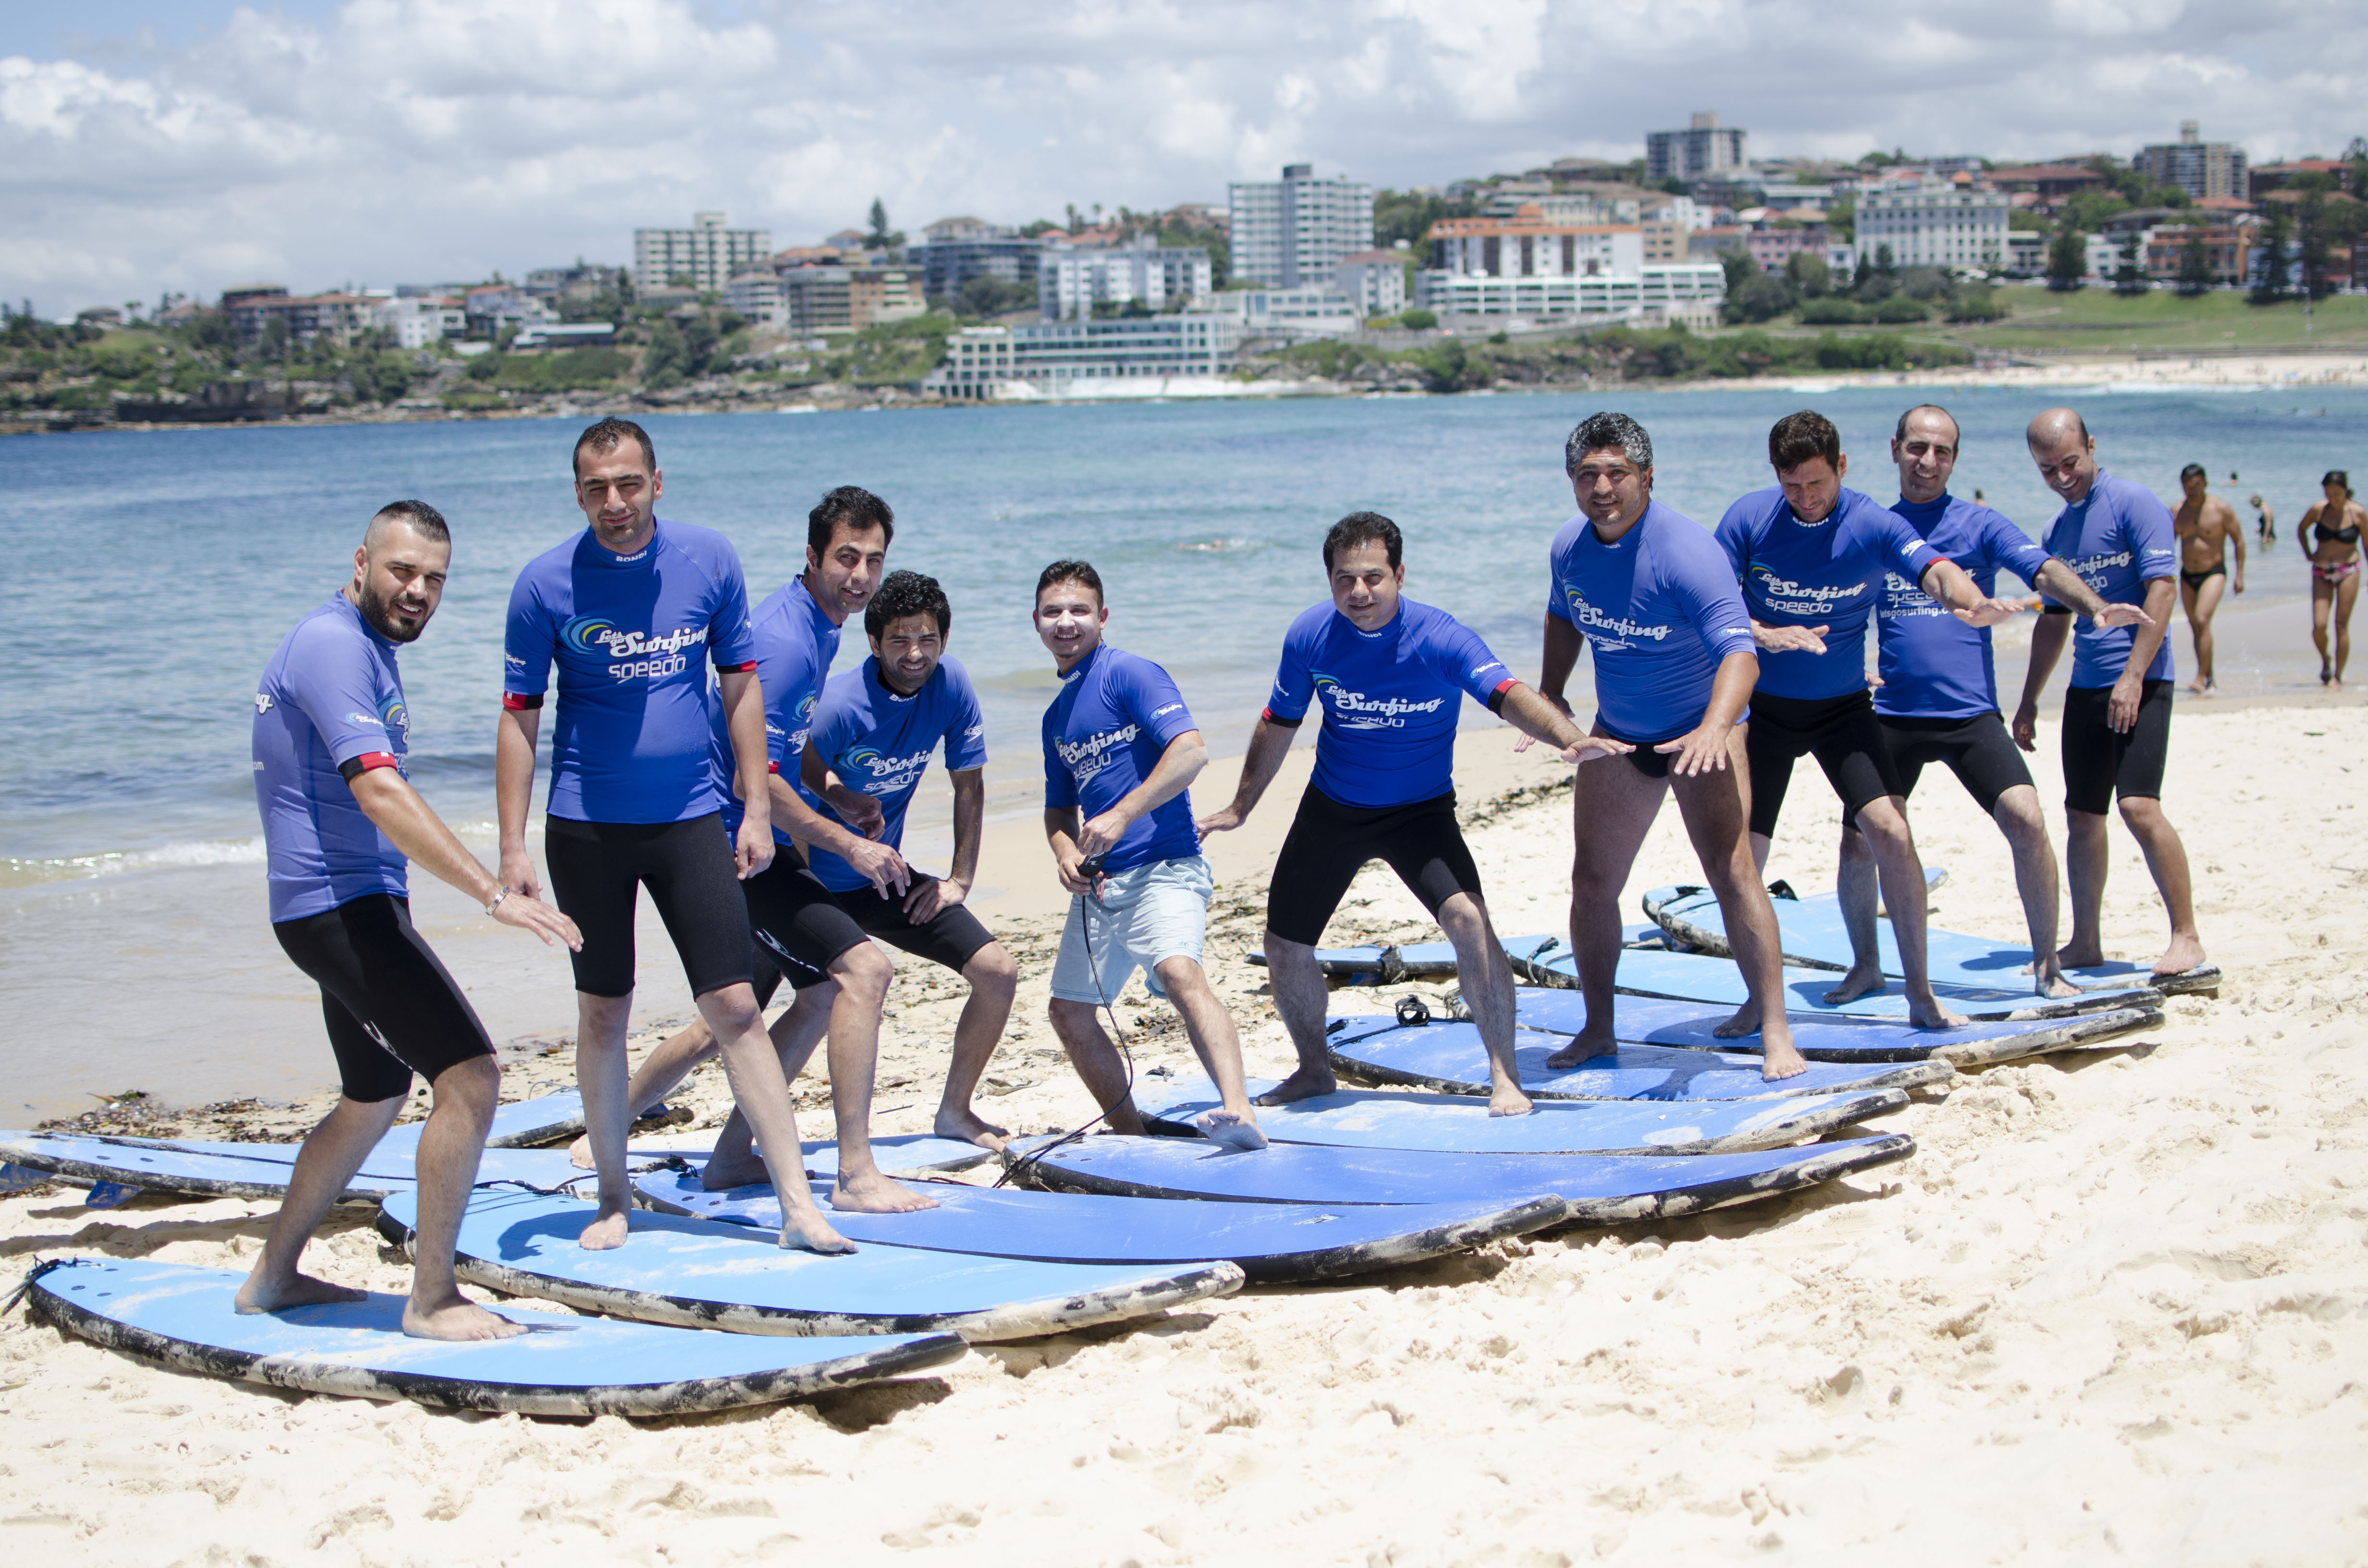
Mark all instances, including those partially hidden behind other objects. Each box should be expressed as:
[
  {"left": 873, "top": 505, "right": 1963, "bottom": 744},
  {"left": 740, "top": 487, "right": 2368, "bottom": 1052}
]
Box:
[{"left": 997, "top": 857, "right": 1135, "bottom": 1189}]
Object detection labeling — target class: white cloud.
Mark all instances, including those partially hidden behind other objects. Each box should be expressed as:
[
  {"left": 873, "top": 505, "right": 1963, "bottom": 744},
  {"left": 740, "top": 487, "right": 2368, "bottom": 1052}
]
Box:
[{"left": 0, "top": 0, "right": 2361, "bottom": 312}]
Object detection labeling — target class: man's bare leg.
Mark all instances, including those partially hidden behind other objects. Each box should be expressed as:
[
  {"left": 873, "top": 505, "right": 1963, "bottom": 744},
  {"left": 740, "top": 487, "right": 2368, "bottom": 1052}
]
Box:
[
  {"left": 2183, "top": 575, "right": 2226, "bottom": 691},
  {"left": 699, "top": 985, "right": 832, "bottom": 1189},
  {"left": 573, "top": 990, "right": 638, "bottom": 1249},
  {"left": 1675, "top": 729, "right": 1806, "bottom": 1079},
  {"left": 235, "top": 1090, "right": 405, "bottom": 1314},
  {"left": 566, "top": 1011, "right": 732, "bottom": 1169},
  {"left": 935, "top": 943, "right": 1019, "bottom": 1151},
  {"left": 1994, "top": 785, "right": 2078, "bottom": 998},
  {"left": 401, "top": 1054, "right": 524, "bottom": 1341},
  {"left": 1439, "top": 892, "right": 1530, "bottom": 1116},
  {"left": 1152, "top": 956, "right": 1266, "bottom": 1148},
  {"left": 1254, "top": 932, "right": 1337, "bottom": 1105},
  {"left": 1827, "top": 826, "right": 1888, "bottom": 1004},
  {"left": 1853, "top": 796, "right": 1967, "bottom": 1030},
  {"left": 2119, "top": 796, "right": 2208, "bottom": 976},
  {"left": 1546, "top": 754, "right": 1665, "bottom": 1070},
  {"left": 819, "top": 943, "right": 938, "bottom": 1213},
  {"left": 699, "top": 979, "right": 855, "bottom": 1251},
  {"left": 1047, "top": 996, "right": 1147, "bottom": 1134},
  {"left": 2059, "top": 807, "right": 2112, "bottom": 970}
]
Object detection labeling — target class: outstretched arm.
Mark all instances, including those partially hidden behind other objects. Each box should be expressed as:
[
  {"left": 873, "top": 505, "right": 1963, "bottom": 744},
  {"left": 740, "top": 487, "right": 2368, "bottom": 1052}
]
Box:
[
  {"left": 1659, "top": 650, "right": 1759, "bottom": 778},
  {"left": 1497, "top": 682, "right": 1631, "bottom": 764},
  {"left": 2034, "top": 560, "right": 2151, "bottom": 629},
  {"left": 352, "top": 768, "right": 579, "bottom": 948},
  {"left": 1918, "top": 558, "right": 2018, "bottom": 627}
]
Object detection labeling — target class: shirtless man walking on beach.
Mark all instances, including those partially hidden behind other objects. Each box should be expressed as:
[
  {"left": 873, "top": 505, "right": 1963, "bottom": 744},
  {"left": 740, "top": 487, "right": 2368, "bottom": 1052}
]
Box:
[
  {"left": 1199, "top": 511, "right": 1624, "bottom": 1116},
  {"left": 2014, "top": 408, "right": 2209, "bottom": 983},
  {"left": 2173, "top": 464, "right": 2245, "bottom": 695},
  {"left": 246, "top": 501, "right": 580, "bottom": 1337},
  {"left": 1035, "top": 560, "right": 1265, "bottom": 1146},
  {"left": 1535, "top": 413, "right": 1805, "bottom": 1081}
]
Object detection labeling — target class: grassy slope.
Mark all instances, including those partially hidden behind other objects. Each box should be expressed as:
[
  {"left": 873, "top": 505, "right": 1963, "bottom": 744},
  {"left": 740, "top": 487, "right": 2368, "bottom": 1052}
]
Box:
[{"left": 1935, "top": 289, "right": 2368, "bottom": 353}]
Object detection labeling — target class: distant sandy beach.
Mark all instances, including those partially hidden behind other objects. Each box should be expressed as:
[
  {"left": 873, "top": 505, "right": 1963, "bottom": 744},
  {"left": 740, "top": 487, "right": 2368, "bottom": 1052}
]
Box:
[{"left": 4, "top": 697, "right": 2366, "bottom": 1561}]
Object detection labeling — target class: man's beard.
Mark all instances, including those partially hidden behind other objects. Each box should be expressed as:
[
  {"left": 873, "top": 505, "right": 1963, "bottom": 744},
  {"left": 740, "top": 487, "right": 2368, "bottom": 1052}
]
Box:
[{"left": 358, "top": 580, "right": 428, "bottom": 643}]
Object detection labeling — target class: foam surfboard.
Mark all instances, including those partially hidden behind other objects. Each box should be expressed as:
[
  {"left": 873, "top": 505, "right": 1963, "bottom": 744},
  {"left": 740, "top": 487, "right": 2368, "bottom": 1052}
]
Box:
[
  {"left": 1647, "top": 883, "right": 2222, "bottom": 998},
  {"left": 1247, "top": 932, "right": 1645, "bottom": 981},
  {"left": 375, "top": 1187, "right": 1241, "bottom": 1342},
  {"left": 1501, "top": 990, "right": 2163, "bottom": 1066},
  {"left": 1324, "top": 1017, "right": 1956, "bottom": 1100},
  {"left": 1005, "top": 1133, "right": 1915, "bottom": 1223},
  {"left": 1524, "top": 944, "right": 2162, "bottom": 1022},
  {"left": 1138, "top": 1075, "right": 1903, "bottom": 1156},
  {"left": 632, "top": 1168, "right": 1564, "bottom": 1284},
  {"left": 21, "top": 1256, "right": 965, "bottom": 1418}
]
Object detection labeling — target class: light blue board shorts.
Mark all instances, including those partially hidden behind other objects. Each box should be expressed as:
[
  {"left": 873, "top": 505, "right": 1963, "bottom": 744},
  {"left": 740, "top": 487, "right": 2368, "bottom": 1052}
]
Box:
[{"left": 1049, "top": 855, "right": 1213, "bottom": 1005}]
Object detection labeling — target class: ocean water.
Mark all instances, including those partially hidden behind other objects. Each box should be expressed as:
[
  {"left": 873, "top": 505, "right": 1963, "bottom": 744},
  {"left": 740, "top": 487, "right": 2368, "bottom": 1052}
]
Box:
[{"left": 2, "top": 383, "right": 2359, "bottom": 1118}]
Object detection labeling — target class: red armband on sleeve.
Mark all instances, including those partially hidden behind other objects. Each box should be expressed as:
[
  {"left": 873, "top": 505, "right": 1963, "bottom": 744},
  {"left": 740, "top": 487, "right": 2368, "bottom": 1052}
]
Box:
[
  {"left": 715, "top": 660, "right": 758, "bottom": 674},
  {"left": 502, "top": 691, "right": 543, "bottom": 711},
  {"left": 1486, "top": 677, "right": 1517, "bottom": 714},
  {"left": 336, "top": 752, "right": 400, "bottom": 783},
  {"left": 767, "top": 760, "right": 781, "bottom": 775}
]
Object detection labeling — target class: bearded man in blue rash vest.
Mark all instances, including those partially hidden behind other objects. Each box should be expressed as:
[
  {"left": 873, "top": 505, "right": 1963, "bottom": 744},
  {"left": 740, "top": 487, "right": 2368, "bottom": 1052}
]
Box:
[
  {"left": 1715, "top": 409, "right": 2023, "bottom": 1032},
  {"left": 1199, "top": 511, "right": 1630, "bottom": 1116},
  {"left": 1828, "top": 405, "right": 2150, "bottom": 1000},
  {"left": 1034, "top": 559, "right": 1266, "bottom": 1149},
  {"left": 2013, "top": 406, "right": 2208, "bottom": 983}
]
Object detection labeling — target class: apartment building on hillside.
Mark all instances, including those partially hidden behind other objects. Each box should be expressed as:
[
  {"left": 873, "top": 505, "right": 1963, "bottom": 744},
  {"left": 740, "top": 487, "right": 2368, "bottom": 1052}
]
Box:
[
  {"left": 1229, "top": 165, "right": 1375, "bottom": 286},
  {"left": 632, "top": 211, "right": 772, "bottom": 293}
]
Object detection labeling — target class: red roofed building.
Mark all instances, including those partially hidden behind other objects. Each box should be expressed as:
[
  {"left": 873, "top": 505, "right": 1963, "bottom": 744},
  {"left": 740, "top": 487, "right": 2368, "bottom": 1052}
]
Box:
[
  {"left": 2251, "top": 159, "right": 2355, "bottom": 200},
  {"left": 1986, "top": 164, "right": 2110, "bottom": 207}
]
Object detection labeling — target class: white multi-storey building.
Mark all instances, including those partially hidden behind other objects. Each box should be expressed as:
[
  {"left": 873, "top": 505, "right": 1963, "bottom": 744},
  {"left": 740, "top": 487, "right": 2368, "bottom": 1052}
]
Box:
[
  {"left": 1228, "top": 164, "right": 1376, "bottom": 287},
  {"left": 1204, "top": 285, "right": 1361, "bottom": 336},
  {"left": 1332, "top": 251, "right": 1408, "bottom": 316},
  {"left": 1038, "top": 241, "right": 1213, "bottom": 319},
  {"left": 1854, "top": 182, "right": 2010, "bottom": 270},
  {"left": 632, "top": 211, "right": 773, "bottom": 294},
  {"left": 925, "top": 316, "right": 1244, "bottom": 399},
  {"left": 1414, "top": 214, "right": 1724, "bottom": 322},
  {"left": 372, "top": 294, "right": 464, "bottom": 349},
  {"left": 1647, "top": 112, "right": 1748, "bottom": 185},
  {"left": 724, "top": 269, "right": 789, "bottom": 326}
]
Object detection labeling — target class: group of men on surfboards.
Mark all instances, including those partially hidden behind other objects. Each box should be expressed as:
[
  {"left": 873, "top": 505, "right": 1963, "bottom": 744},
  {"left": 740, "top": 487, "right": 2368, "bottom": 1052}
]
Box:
[{"left": 238, "top": 404, "right": 2205, "bottom": 1338}]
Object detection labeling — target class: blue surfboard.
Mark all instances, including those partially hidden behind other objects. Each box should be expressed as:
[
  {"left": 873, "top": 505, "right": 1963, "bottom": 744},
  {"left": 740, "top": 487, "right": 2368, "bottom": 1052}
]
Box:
[
  {"left": 631, "top": 1168, "right": 1564, "bottom": 1284},
  {"left": 376, "top": 1187, "right": 1240, "bottom": 1341},
  {"left": 1324, "top": 1017, "right": 1956, "bottom": 1100},
  {"left": 1502, "top": 990, "right": 2162, "bottom": 1066},
  {"left": 1526, "top": 943, "right": 2161, "bottom": 1021},
  {"left": 1007, "top": 1133, "right": 1915, "bottom": 1223},
  {"left": 1250, "top": 932, "right": 1644, "bottom": 981},
  {"left": 1137, "top": 1075, "right": 1903, "bottom": 1155},
  {"left": 22, "top": 1256, "right": 964, "bottom": 1417}
]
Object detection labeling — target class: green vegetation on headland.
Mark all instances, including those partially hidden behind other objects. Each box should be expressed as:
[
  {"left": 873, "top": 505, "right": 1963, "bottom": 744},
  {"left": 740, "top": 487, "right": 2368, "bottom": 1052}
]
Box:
[
  {"left": 1248, "top": 326, "right": 1968, "bottom": 392},
  {"left": 1936, "top": 289, "right": 2368, "bottom": 353}
]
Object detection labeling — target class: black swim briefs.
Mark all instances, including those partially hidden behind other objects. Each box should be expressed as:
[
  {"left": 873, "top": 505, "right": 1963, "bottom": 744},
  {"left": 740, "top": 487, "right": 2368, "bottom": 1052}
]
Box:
[
  {"left": 273, "top": 893, "right": 495, "bottom": 1103},
  {"left": 543, "top": 813, "right": 754, "bottom": 999},
  {"left": 2062, "top": 680, "right": 2174, "bottom": 815},
  {"left": 1265, "top": 785, "right": 1484, "bottom": 948},
  {"left": 1743, "top": 688, "right": 1902, "bottom": 838}
]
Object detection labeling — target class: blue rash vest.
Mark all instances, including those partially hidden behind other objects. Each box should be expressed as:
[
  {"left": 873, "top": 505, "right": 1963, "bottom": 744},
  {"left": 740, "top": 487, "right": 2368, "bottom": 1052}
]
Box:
[
  {"left": 253, "top": 593, "right": 412, "bottom": 922},
  {"left": 1714, "top": 486, "right": 1944, "bottom": 701},
  {"left": 1041, "top": 643, "right": 1201, "bottom": 875},
  {"left": 1875, "top": 493, "right": 2054, "bottom": 720},
  {"left": 2038, "top": 470, "right": 2179, "bottom": 688},
  {"left": 1263, "top": 598, "right": 1512, "bottom": 808},
  {"left": 804, "top": 655, "right": 988, "bottom": 893},
  {"left": 1546, "top": 500, "right": 1758, "bottom": 744},
  {"left": 503, "top": 519, "right": 758, "bottom": 824},
  {"left": 711, "top": 576, "right": 841, "bottom": 847}
]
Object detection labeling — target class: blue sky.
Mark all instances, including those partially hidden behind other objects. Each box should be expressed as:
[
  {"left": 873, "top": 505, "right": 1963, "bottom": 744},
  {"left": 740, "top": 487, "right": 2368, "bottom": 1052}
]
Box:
[{"left": 2, "top": 0, "right": 2360, "bottom": 316}]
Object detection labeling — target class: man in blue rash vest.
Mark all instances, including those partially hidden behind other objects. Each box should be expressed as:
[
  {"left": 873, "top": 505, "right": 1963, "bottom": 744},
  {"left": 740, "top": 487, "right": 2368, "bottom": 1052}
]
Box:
[
  {"left": 247, "top": 501, "right": 580, "bottom": 1339},
  {"left": 1035, "top": 559, "right": 1265, "bottom": 1148},
  {"left": 1828, "top": 405, "right": 2150, "bottom": 1001},
  {"left": 1715, "top": 408, "right": 2022, "bottom": 1032},
  {"left": 1198, "top": 512, "right": 1628, "bottom": 1115},
  {"left": 1534, "top": 412, "right": 1808, "bottom": 1081},
  {"left": 2014, "top": 406, "right": 2208, "bottom": 982},
  {"left": 496, "top": 419, "right": 855, "bottom": 1254}
]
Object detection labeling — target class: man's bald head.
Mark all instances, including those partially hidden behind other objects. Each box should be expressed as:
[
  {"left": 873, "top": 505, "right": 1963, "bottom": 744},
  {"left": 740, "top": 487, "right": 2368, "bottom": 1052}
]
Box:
[
  {"left": 2026, "top": 407, "right": 2089, "bottom": 451},
  {"left": 2026, "top": 408, "right": 2098, "bottom": 504}
]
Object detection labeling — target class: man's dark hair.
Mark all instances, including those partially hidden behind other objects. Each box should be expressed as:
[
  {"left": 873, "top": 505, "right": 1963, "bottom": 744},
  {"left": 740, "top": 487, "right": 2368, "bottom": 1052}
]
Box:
[
  {"left": 1769, "top": 410, "right": 1843, "bottom": 473},
  {"left": 369, "top": 499, "right": 449, "bottom": 544},
  {"left": 1565, "top": 412, "right": 1653, "bottom": 474},
  {"left": 573, "top": 416, "right": 654, "bottom": 476},
  {"left": 1036, "top": 558, "right": 1103, "bottom": 605},
  {"left": 809, "top": 485, "right": 895, "bottom": 558},
  {"left": 864, "top": 570, "right": 951, "bottom": 639},
  {"left": 1895, "top": 404, "right": 1959, "bottom": 446},
  {"left": 1323, "top": 511, "right": 1402, "bottom": 573},
  {"left": 2181, "top": 463, "right": 2208, "bottom": 483}
]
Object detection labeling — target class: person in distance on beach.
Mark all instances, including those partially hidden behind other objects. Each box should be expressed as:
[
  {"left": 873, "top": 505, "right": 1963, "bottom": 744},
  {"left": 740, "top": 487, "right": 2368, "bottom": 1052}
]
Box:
[
  {"left": 498, "top": 419, "right": 855, "bottom": 1252},
  {"left": 2301, "top": 471, "right": 2365, "bottom": 689},
  {"left": 2172, "top": 464, "right": 2245, "bottom": 695},
  {"left": 1035, "top": 560, "right": 1265, "bottom": 1147},
  {"left": 1534, "top": 413, "right": 1805, "bottom": 1081},
  {"left": 1716, "top": 409, "right": 2022, "bottom": 1029},
  {"left": 1199, "top": 512, "right": 1628, "bottom": 1116},
  {"left": 587, "top": 564, "right": 1018, "bottom": 1168},
  {"left": 244, "top": 501, "right": 581, "bottom": 1339},
  {"left": 1831, "top": 405, "right": 2150, "bottom": 1001},
  {"left": 2013, "top": 408, "right": 2208, "bottom": 981}
]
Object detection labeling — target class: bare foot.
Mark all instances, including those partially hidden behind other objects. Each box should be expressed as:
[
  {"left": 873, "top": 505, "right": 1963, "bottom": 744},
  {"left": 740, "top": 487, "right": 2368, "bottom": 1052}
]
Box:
[
  {"left": 2153, "top": 932, "right": 2208, "bottom": 978},
  {"left": 2028, "top": 962, "right": 2081, "bottom": 1000},
  {"left": 1253, "top": 1066, "right": 1337, "bottom": 1106},
  {"left": 1197, "top": 1110, "right": 1269, "bottom": 1151},
  {"left": 779, "top": 1206, "right": 856, "bottom": 1254},
  {"left": 1543, "top": 1033, "right": 1616, "bottom": 1070},
  {"left": 1907, "top": 991, "right": 1970, "bottom": 1030},
  {"left": 567, "top": 1132, "right": 593, "bottom": 1170},
  {"left": 235, "top": 1272, "right": 365, "bottom": 1315},
  {"left": 1759, "top": 1038, "right": 1810, "bottom": 1081},
  {"left": 698, "top": 1148, "right": 771, "bottom": 1191},
  {"left": 1488, "top": 1083, "right": 1534, "bottom": 1117},
  {"left": 403, "top": 1297, "right": 526, "bottom": 1341},
  {"left": 1712, "top": 1003, "right": 1763, "bottom": 1040},
  {"left": 577, "top": 1206, "right": 630, "bottom": 1250},
  {"left": 2185, "top": 676, "right": 2206, "bottom": 694},
  {"left": 934, "top": 1105, "right": 1010, "bottom": 1153},
  {"left": 2055, "top": 940, "right": 2106, "bottom": 971},
  {"left": 831, "top": 1170, "right": 941, "bottom": 1213},
  {"left": 1820, "top": 964, "right": 1887, "bottom": 1005}
]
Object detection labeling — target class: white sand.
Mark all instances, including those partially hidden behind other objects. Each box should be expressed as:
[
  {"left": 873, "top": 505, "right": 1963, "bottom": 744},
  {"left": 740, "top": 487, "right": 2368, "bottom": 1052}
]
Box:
[{"left": 2, "top": 704, "right": 2365, "bottom": 1563}]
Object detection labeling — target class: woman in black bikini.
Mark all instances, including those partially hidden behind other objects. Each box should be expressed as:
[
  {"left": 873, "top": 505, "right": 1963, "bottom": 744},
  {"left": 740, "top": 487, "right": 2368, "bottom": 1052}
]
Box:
[{"left": 2301, "top": 470, "right": 2367, "bottom": 688}]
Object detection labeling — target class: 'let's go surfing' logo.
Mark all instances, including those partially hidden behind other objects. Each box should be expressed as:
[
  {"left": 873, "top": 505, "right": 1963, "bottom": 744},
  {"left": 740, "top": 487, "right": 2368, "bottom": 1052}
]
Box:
[
  {"left": 562, "top": 614, "right": 709, "bottom": 682},
  {"left": 1057, "top": 723, "right": 1139, "bottom": 783},
  {"left": 1310, "top": 671, "right": 1445, "bottom": 731},
  {"left": 841, "top": 743, "right": 935, "bottom": 796}
]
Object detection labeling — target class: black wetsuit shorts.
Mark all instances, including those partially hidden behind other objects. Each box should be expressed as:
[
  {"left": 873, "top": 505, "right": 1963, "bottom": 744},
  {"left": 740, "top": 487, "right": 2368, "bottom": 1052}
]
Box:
[
  {"left": 1744, "top": 688, "right": 1902, "bottom": 838},
  {"left": 748, "top": 870, "right": 999, "bottom": 1005},
  {"left": 2062, "top": 680, "right": 2174, "bottom": 815},
  {"left": 1845, "top": 710, "right": 2033, "bottom": 827},
  {"left": 273, "top": 893, "right": 495, "bottom": 1103},
  {"left": 739, "top": 846, "right": 875, "bottom": 992},
  {"left": 543, "top": 813, "right": 754, "bottom": 999},
  {"left": 1265, "top": 786, "right": 1484, "bottom": 947}
]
